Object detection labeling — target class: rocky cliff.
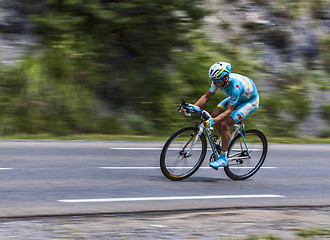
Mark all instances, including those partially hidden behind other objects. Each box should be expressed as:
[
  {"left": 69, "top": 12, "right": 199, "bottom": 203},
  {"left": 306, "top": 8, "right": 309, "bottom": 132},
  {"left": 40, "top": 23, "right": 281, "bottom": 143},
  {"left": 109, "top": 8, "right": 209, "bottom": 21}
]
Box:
[{"left": 203, "top": 0, "right": 330, "bottom": 137}]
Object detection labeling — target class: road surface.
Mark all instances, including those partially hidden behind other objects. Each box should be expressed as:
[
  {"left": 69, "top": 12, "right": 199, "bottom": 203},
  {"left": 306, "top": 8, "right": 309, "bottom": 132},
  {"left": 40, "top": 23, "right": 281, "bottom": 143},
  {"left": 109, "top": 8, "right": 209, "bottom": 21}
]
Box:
[{"left": 0, "top": 141, "right": 329, "bottom": 217}]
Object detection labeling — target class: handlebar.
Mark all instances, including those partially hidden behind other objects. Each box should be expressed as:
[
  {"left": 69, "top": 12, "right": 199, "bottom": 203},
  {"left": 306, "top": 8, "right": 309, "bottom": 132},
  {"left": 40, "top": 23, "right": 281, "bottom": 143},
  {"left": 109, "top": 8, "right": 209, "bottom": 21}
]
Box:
[
  {"left": 177, "top": 99, "right": 188, "bottom": 112},
  {"left": 178, "top": 99, "right": 191, "bottom": 116},
  {"left": 202, "top": 110, "right": 212, "bottom": 120},
  {"left": 178, "top": 99, "right": 211, "bottom": 120}
]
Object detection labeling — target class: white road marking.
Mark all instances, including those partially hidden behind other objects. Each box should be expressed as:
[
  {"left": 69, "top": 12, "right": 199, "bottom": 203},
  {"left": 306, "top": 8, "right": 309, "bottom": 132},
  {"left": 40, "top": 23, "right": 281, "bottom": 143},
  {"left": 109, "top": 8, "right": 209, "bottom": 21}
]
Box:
[
  {"left": 99, "top": 167, "right": 160, "bottom": 170},
  {"left": 58, "top": 194, "right": 284, "bottom": 203},
  {"left": 111, "top": 147, "right": 163, "bottom": 150},
  {"left": 99, "top": 167, "right": 277, "bottom": 170},
  {"left": 150, "top": 224, "right": 168, "bottom": 228},
  {"left": 111, "top": 147, "right": 263, "bottom": 151},
  {"left": 111, "top": 148, "right": 203, "bottom": 150},
  {"left": 0, "top": 168, "right": 13, "bottom": 170},
  {"left": 224, "top": 167, "right": 277, "bottom": 169}
]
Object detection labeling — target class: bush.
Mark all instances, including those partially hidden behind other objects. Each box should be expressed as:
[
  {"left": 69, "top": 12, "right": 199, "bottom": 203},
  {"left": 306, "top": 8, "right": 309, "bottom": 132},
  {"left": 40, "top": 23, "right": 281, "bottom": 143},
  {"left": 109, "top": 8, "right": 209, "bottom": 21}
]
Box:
[
  {"left": 311, "top": 0, "right": 328, "bottom": 19},
  {"left": 321, "top": 104, "right": 330, "bottom": 123},
  {"left": 321, "top": 35, "right": 330, "bottom": 74},
  {"left": 0, "top": 55, "right": 99, "bottom": 135}
]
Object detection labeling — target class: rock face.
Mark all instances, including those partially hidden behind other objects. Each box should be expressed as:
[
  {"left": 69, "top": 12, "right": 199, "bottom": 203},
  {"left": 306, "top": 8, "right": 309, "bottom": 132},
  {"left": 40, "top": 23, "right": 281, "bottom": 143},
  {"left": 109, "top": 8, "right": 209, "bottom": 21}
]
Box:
[
  {"left": 203, "top": 0, "right": 330, "bottom": 137},
  {"left": 0, "top": 0, "right": 37, "bottom": 66}
]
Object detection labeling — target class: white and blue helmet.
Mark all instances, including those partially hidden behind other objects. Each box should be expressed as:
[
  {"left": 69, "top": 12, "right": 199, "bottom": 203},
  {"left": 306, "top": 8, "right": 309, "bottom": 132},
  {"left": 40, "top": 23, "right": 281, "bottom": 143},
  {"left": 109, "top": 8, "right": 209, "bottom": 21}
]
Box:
[{"left": 208, "top": 62, "right": 231, "bottom": 82}]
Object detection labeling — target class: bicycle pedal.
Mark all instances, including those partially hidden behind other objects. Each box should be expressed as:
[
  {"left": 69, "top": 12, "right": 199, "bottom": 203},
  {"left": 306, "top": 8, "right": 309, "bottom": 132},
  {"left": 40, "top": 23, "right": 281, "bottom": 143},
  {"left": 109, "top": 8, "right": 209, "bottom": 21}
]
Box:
[{"left": 210, "top": 166, "right": 218, "bottom": 171}]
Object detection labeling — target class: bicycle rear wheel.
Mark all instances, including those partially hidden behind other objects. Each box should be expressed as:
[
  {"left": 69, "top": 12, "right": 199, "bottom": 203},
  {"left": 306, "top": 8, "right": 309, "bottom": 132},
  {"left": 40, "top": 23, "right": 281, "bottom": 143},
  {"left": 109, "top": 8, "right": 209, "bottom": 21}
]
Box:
[
  {"left": 160, "top": 127, "right": 207, "bottom": 181},
  {"left": 225, "top": 129, "right": 267, "bottom": 180}
]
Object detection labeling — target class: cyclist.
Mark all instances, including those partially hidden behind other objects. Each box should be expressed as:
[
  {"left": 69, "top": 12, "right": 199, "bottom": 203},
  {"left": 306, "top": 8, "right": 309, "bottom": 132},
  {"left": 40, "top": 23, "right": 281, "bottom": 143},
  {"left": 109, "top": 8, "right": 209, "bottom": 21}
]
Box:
[{"left": 181, "top": 62, "right": 259, "bottom": 169}]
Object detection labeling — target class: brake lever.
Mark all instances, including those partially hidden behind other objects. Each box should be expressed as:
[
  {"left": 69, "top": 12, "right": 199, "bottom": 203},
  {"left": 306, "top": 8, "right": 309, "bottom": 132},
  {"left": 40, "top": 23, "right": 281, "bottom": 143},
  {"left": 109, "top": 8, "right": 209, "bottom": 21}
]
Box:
[
  {"left": 177, "top": 99, "right": 191, "bottom": 116},
  {"left": 177, "top": 99, "right": 188, "bottom": 112},
  {"left": 202, "top": 110, "right": 212, "bottom": 120}
]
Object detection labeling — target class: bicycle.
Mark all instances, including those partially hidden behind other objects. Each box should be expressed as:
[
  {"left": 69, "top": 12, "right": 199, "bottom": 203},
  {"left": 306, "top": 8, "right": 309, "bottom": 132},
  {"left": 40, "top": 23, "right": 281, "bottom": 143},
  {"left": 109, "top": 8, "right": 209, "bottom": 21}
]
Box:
[{"left": 160, "top": 100, "right": 268, "bottom": 181}]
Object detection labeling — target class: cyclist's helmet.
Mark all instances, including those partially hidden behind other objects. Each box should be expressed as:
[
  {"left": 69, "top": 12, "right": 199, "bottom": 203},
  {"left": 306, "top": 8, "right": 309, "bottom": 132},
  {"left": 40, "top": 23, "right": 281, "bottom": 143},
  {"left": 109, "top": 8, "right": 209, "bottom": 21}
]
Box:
[{"left": 208, "top": 62, "right": 231, "bottom": 82}]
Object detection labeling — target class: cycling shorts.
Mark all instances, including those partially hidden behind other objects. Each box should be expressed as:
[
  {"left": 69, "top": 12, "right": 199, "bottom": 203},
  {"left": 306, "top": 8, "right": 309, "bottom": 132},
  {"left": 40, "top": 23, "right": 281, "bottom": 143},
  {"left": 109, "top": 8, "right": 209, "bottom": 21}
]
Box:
[{"left": 218, "top": 96, "right": 259, "bottom": 123}]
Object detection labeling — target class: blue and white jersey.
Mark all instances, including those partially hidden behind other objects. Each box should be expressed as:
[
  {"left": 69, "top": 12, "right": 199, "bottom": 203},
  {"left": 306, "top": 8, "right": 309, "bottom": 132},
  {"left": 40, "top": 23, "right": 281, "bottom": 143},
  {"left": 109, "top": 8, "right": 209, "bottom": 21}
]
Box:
[{"left": 209, "top": 73, "right": 258, "bottom": 106}]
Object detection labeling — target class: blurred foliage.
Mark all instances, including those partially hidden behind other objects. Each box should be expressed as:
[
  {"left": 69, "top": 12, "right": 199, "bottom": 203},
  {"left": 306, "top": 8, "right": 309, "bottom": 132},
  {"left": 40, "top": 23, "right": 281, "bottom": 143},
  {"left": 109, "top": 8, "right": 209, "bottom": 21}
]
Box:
[
  {"left": 253, "top": 0, "right": 328, "bottom": 19},
  {"left": 312, "top": 71, "right": 330, "bottom": 91},
  {"left": 32, "top": 0, "right": 209, "bottom": 133},
  {"left": 293, "top": 228, "right": 330, "bottom": 239},
  {"left": 255, "top": 67, "right": 311, "bottom": 137},
  {"left": 321, "top": 128, "right": 330, "bottom": 138},
  {"left": 321, "top": 104, "right": 330, "bottom": 123},
  {"left": 232, "top": 228, "right": 330, "bottom": 240},
  {"left": 311, "top": 0, "right": 329, "bottom": 19},
  {"left": 0, "top": 56, "right": 99, "bottom": 135},
  {"left": 272, "top": 0, "right": 305, "bottom": 18},
  {"left": 321, "top": 35, "right": 330, "bottom": 74},
  {"left": 0, "top": 0, "right": 210, "bottom": 135},
  {"left": 0, "top": 0, "right": 329, "bottom": 138}
]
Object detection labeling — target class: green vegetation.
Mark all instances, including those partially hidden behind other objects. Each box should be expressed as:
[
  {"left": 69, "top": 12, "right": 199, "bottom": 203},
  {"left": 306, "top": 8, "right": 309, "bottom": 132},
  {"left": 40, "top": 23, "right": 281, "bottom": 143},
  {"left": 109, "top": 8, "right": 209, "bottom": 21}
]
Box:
[
  {"left": 226, "top": 228, "right": 330, "bottom": 239},
  {"left": 0, "top": 133, "right": 329, "bottom": 144},
  {"left": 236, "top": 235, "right": 279, "bottom": 240},
  {"left": 293, "top": 228, "right": 330, "bottom": 239},
  {"left": 311, "top": 0, "right": 329, "bottom": 19},
  {"left": 322, "top": 104, "right": 330, "bottom": 122},
  {"left": 0, "top": 0, "right": 329, "bottom": 140},
  {"left": 321, "top": 35, "right": 330, "bottom": 74},
  {"left": 0, "top": 57, "right": 99, "bottom": 135},
  {"left": 0, "top": 0, "right": 209, "bottom": 136}
]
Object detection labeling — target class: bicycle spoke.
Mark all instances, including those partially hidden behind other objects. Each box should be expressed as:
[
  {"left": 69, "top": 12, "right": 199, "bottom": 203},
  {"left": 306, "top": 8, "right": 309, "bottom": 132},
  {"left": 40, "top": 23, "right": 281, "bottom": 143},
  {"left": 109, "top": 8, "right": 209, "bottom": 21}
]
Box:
[
  {"left": 160, "top": 127, "right": 207, "bottom": 181},
  {"left": 225, "top": 129, "right": 267, "bottom": 180}
]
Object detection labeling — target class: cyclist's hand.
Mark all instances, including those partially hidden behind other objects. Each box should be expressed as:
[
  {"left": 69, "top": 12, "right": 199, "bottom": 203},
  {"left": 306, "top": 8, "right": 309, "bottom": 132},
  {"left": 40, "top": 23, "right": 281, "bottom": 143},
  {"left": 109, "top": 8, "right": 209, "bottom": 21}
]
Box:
[
  {"left": 186, "top": 104, "right": 201, "bottom": 113},
  {"left": 204, "top": 118, "right": 214, "bottom": 128},
  {"left": 180, "top": 104, "right": 200, "bottom": 116},
  {"left": 180, "top": 107, "right": 191, "bottom": 117}
]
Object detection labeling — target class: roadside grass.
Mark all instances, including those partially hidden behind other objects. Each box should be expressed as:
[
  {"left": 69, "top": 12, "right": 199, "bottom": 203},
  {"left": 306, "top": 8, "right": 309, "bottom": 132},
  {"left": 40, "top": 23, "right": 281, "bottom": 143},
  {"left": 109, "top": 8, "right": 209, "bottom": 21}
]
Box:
[
  {"left": 0, "top": 134, "right": 169, "bottom": 142},
  {"left": 293, "top": 228, "right": 330, "bottom": 239},
  {"left": 228, "top": 228, "right": 330, "bottom": 239},
  {"left": 267, "top": 137, "right": 330, "bottom": 144},
  {"left": 227, "top": 235, "right": 279, "bottom": 240},
  {"left": 0, "top": 134, "right": 330, "bottom": 143}
]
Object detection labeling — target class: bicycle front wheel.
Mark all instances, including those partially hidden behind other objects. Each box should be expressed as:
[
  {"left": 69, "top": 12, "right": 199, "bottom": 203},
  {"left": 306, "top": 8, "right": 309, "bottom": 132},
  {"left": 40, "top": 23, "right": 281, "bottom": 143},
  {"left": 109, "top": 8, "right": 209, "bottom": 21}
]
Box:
[
  {"left": 160, "top": 127, "right": 207, "bottom": 181},
  {"left": 225, "top": 129, "right": 267, "bottom": 180}
]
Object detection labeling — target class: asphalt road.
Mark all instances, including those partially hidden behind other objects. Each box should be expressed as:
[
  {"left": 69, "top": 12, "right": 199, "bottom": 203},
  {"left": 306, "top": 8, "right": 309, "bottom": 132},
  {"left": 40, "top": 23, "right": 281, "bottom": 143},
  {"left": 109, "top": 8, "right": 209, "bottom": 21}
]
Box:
[{"left": 0, "top": 140, "right": 329, "bottom": 217}]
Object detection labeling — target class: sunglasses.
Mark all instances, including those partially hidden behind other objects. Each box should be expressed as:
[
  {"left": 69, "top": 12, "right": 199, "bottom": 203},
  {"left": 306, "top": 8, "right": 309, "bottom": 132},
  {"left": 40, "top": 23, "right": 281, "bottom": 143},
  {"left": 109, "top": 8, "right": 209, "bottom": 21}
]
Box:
[{"left": 212, "top": 76, "right": 226, "bottom": 83}]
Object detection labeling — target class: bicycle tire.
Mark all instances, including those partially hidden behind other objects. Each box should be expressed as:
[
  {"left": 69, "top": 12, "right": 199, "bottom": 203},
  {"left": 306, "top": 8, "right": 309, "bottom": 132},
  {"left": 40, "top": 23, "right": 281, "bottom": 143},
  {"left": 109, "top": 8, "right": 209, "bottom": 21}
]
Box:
[
  {"left": 224, "top": 129, "right": 267, "bottom": 180},
  {"left": 160, "top": 127, "right": 207, "bottom": 181}
]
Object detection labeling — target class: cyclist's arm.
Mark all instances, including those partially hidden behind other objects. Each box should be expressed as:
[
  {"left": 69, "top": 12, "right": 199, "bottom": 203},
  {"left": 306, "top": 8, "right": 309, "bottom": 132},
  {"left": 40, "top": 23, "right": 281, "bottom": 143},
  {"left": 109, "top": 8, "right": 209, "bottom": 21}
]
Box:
[
  {"left": 213, "top": 103, "right": 235, "bottom": 123},
  {"left": 213, "top": 89, "right": 240, "bottom": 123},
  {"left": 194, "top": 91, "right": 214, "bottom": 108}
]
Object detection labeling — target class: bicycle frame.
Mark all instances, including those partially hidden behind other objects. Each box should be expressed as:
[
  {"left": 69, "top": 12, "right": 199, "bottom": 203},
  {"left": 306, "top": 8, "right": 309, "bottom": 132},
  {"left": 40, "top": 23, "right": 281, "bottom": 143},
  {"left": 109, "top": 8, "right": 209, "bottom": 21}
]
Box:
[
  {"left": 178, "top": 99, "right": 251, "bottom": 162},
  {"left": 190, "top": 119, "right": 251, "bottom": 163},
  {"left": 232, "top": 123, "right": 250, "bottom": 157},
  {"left": 203, "top": 124, "right": 220, "bottom": 159},
  {"left": 161, "top": 100, "right": 268, "bottom": 180}
]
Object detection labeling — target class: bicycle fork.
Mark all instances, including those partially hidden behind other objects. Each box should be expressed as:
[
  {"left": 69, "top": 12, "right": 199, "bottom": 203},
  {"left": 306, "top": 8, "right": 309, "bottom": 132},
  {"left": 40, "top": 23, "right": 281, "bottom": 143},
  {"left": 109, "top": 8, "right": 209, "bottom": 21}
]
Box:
[
  {"left": 182, "top": 124, "right": 204, "bottom": 157},
  {"left": 204, "top": 127, "right": 220, "bottom": 160}
]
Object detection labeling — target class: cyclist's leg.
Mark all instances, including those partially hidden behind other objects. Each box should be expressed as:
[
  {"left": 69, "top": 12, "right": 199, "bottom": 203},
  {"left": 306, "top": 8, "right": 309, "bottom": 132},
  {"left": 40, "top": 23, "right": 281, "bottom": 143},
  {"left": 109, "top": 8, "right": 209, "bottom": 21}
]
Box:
[
  {"left": 219, "top": 96, "right": 259, "bottom": 154},
  {"left": 212, "top": 97, "right": 234, "bottom": 150},
  {"left": 214, "top": 95, "right": 259, "bottom": 152},
  {"left": 210, "top": 116, "right": 235, "bottom": 168},
  {"left": 209, "top": 98, "right": 236, "bottom": 168},
  {"left": 211, "top": 106, "right": 224, "bottom": 118},
  {"left": 211, "top": 107, "right": 224, "bottom": 136},
  {"left": 212, "top": 97, "right": 230, "bottom": 117},
  {"left": 217, "top": 116, "right": 235, "bottom": 152},
  {"left": 231, "top": 96, "right": 259, "bottom": 123},
  {"left": 211, "top": 97, "right": 230, "bottom": 136},
  {"left": 210, "top": 96, "right": 259, "bottom": 169}
]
